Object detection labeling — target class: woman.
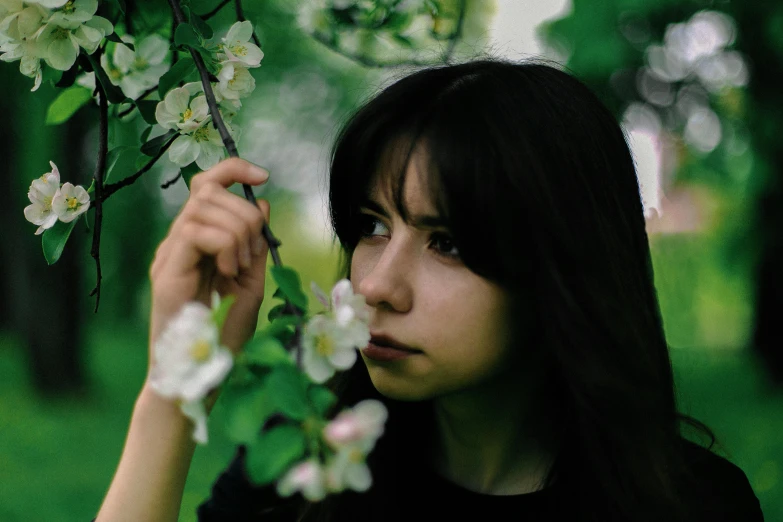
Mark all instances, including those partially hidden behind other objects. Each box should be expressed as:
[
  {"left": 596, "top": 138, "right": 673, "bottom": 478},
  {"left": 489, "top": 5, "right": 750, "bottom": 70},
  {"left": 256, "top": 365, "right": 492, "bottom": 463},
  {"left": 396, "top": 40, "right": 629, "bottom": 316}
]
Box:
[{"left": 95, "top": 60, "right": 764, "bottom": 522}]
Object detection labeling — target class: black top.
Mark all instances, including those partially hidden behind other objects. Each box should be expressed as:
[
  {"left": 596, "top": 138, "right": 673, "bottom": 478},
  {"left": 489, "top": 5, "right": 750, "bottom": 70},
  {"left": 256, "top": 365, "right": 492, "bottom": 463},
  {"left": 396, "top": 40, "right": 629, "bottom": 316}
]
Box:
[{"left": 196, "top": 442, "right": 764, "bottom": 522}]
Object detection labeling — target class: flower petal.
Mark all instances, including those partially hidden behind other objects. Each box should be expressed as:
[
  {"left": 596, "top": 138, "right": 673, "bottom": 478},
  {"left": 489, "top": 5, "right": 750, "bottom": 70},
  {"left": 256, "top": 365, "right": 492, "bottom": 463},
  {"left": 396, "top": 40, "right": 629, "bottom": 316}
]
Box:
[
  {"left": 168, "top": 135, "right": 200, "bottom": 167},
  {"left": 302, "top": 349, "right": 335, "bottom": 384},
  {"left": 328, "top": 346, "right": 357, "bottom": 370},
  {"left": 180, "top": 400, "right": 209, "bottom": 444},
  {"left": 225, "top": 20, "right": 253, "bottom": 43}
]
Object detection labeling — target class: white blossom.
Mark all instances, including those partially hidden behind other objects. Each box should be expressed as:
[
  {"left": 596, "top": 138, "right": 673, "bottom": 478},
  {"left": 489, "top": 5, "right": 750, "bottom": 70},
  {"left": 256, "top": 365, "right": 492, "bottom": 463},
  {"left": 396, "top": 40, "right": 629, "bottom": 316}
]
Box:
[
  {"left": 109, "top": 33, "right": 169, "bottom": 99},
  {"left": 155, "top": 87, "right": 209, "bottom": 132},
  {"left": 321, "top": 400, "right": 387, "bottom": 494},
  {"left": 48, "top": 0, "right": 97, "bottom": 28},
  {"left": 276, "top": 459, "right": 327, "bottom": 502},
  {"left": 300, "top": 280, "right": 370, "bottom": 383},
  {"left": 23, "top": 161, "right": 61, "bottom": 234},
  {"left": 180, "top": 399, "right": 209, "bottom": 444},
  {"left": 168, "top": 122, "right": 227, "bottom": 171},
  {"left": 323, "top": 399, "right": 387, "bottom": 453},
  {"left": 149, "top": 299, "right": 234, "bottom": 443},
  {"left": 0, "top": 1, "right": 47, "bottom": 41},
  {"left": 216, "top": 62, "right": 255, "bottom": 101},
  {"left": 220, "top": 21, "right": 263, "bottom": 67},
  {"left": 51, "top": 181, "right": 89, "bottom": 222},
  {"left": 37, "top": 13, "right": 113, "bottom": 70},
  {"left": 0, "top": 38, "right": 44, "bottom": 90},
  {"left": 324, "top": 446, "right": 372, "bottom": 493},
  {"left": 26, "top": 0, "right": 68, "bottom": 8}
]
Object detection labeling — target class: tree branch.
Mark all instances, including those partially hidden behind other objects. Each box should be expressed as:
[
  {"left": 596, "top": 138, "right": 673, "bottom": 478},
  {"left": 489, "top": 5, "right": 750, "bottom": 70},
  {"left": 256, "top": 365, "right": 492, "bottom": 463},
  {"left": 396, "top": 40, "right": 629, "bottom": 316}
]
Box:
[
  {"left": 234, "top": 0, "right": 261, "bottom": 48},
  {"left": 161, "top": 171, "right": 182, "bottom": 188},
  {"left": 201, "top": 0, "right": 232, "bottom": 20},
  {"left": 102, "top": 134, "right": 178, "bottom": 199},
  {"left": 89, "top": 72, "right": 110, "bottom": 312},
  {"left": 116, "top": 85, "right": 158, "bottom": 118},
  {"left": 167, "top": 0, "right": 284, "bottom": 266}
]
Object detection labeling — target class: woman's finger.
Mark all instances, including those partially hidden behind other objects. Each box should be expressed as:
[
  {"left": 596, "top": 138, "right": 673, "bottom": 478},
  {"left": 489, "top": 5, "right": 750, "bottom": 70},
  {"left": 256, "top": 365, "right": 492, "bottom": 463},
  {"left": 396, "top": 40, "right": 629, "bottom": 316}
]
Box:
[
  {"left": 166, "top": 222, "right": 241, "bottom": 279},
  {"left": 181, "top": 199, "right": 254, "bottom": 270},
  {"left": 190, "top": 158, "right": 268, "bottom": 192}
]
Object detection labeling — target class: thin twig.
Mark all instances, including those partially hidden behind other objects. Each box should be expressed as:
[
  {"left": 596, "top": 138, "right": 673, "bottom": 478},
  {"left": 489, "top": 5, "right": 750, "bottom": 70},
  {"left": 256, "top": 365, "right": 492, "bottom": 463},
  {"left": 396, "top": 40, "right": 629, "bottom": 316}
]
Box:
[
  {"left": 233, "top": 0, "right": 261, "bottom": 48},
  {"left": 201, "top": 0, "right": 232, "bottom": 20},
  {"left": 161, "top": 171, "right": 182, "bottom": 188},
  {"left": 89, "top": 73, "right": 109, "bottom": 312},
  {"left": 167, "top": 0, "right": 285, "bottom": 267},
  {"left": 168, "top": 0, "right": 301, "bottom": 371},
  {"left": 116, "top": 85, "right": 159, "bottom": 118},
  {"left": 102, "top": 134, "right": 178, "bottom": 199}
]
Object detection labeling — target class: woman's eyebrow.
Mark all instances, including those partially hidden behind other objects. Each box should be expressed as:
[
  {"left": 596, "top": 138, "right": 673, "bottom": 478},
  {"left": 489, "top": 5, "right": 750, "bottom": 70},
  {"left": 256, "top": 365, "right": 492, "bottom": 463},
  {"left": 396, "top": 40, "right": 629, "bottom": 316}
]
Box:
[
  {"left": 358, "top": 199, "right": 389, "bottom": 217},
  {"left": 359, "top": 199, "right": 447, "bottom": 229}
]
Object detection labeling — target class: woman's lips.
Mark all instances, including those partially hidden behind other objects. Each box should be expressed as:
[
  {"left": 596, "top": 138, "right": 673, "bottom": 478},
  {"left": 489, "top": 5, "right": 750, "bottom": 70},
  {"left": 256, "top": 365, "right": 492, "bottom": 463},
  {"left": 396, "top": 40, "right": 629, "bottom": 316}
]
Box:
[{"left": 361, "top": 336, "right": 422, "bottom": 362}]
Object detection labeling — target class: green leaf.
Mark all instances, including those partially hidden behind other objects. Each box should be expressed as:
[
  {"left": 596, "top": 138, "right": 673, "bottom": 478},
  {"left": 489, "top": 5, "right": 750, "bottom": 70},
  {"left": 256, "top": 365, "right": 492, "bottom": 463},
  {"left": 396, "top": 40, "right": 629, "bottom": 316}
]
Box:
[
  {"left": 212, "top": 294, "right": 236, "bottom": 328},
  {"left": 136, "top": 155, "right": 150, "bottom": 171},
  {"left": 105, "top": 146, "right": 140, "bottom": 183},
  {"left": 243, "top": 336, "right": 293, "bottom": 368},
  {"left": 267, "top": 365, "right": 311, "bottom": 421},
  {"left": 174, "top": 23, "right": 201, "bottom": 49},
  {"left": 258, "top": 315, "right": 300, "bottom": 347},
  {"left": 267, "top": 303, "right": 286, "bottom": 321},
  {"left": 45, "top": 86, "right": 93, "bottom": 125},
  {"left": 157, "top": 56, "right": 195, "bottom": 98},
  {"left": 308, "top": 385, "right": 337, "bottom": 416},
  {"left": 139, "top": 125, "right": 153, "bottom": 145},
  {"left": 141, "top": 130, "right": 177, "bottom": 156},
  {"left": 246, "top": 425, "right": 307, "bottom": 485},
  {"left": 106, "top": 32, "right": 134, "bottom": 50},
  {"left": 222, "top": 383, "right": 275, "bottom": 444},
  {"left": 107, "top": 0, "right": 126, "bottom": 14},
  {"left": 42, "top": 219, "right": 79, "bottom": 265},
  {"left": 42, "top": 66, "right": 63, "bottom": 86},
  {"left": 189, "top": 11, "right": 214, "bottom": 39},
  {"left": 270, "top": 266, "right": 308, "bottom": 311},
  {"left": 136, "top": 100, "right": 159, "bottom": 125},
  {"left": 180, "top": 162, "right": 201, "bottom": 188},
  {"left": 54, "top": 65, "right": 80, "bottom": 88}
]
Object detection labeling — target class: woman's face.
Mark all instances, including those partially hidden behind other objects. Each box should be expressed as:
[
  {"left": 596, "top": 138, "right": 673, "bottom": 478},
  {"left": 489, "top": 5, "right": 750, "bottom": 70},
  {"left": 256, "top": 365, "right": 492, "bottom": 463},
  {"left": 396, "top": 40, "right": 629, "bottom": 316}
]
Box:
[{"left": 350, "top": 149, "right": 516, "bottom": 401}]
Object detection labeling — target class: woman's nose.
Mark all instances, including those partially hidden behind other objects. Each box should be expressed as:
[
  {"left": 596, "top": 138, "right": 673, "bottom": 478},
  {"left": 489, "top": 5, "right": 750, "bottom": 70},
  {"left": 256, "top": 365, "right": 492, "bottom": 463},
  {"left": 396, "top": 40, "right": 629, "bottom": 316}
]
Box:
[{"left": 356, "top": 241, "right": 414, "bottom": 313}]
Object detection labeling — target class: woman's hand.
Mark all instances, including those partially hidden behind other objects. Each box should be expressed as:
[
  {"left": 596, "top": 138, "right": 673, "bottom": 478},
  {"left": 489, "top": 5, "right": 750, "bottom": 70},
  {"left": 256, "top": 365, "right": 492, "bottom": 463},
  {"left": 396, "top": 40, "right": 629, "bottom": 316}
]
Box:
[{"left": 148, "top": 158, "right": 271, "bottom": 357}]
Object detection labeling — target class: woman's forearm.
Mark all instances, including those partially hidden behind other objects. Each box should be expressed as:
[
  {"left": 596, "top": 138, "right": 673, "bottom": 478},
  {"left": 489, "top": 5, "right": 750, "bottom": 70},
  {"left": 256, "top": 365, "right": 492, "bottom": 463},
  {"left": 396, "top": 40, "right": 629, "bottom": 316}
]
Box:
[{"left": 95, "top": 385, "right": 197, "bottom": 522}]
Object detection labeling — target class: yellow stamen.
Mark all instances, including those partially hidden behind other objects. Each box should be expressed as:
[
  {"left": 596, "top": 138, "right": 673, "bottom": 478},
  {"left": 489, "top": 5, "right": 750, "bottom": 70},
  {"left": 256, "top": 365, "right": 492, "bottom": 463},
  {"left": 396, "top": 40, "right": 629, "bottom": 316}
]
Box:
[
  {"left": 182, "top": 108, "right": 193, "bottom": 121},
  {"left": 230, "top": 44, "right": 248, "bottom": 57},
  {"left": 53, "top": 27, "right": 70, "bottom": 40},
  {"left": 66, "top": 196, "right": 79, "bottom": 210},
  {"left": 61, "top": 1, "right": 75, "bottom": 14},
  {"left": 133, "top": 57, "right": 148, "bottom": 70},
  {"left": 193, "top": 126, "right": 210, "bottom": 143},
  {"left": 314, "top": 334, "right": 334, "bottom": 356},
  {"left": 190, "top": 340, "right": 212, "bottom": 362},
  {"left": 349, "top": 448, "right": 363, "bottom": 463}
]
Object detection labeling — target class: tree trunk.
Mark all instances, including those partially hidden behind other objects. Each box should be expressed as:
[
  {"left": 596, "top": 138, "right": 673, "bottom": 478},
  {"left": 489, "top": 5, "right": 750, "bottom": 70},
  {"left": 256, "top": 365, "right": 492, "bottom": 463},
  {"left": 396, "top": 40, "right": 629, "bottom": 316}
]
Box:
[{"left": 2, "top": 65, "right": 87, "bottom": 394}]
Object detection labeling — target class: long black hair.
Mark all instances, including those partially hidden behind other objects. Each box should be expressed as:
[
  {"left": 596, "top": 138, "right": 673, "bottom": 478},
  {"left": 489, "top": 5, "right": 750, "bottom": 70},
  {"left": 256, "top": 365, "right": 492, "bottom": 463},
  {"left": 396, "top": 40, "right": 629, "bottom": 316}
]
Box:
[{"left": 296, "top": 59, "right": 717, "bottom": 522}]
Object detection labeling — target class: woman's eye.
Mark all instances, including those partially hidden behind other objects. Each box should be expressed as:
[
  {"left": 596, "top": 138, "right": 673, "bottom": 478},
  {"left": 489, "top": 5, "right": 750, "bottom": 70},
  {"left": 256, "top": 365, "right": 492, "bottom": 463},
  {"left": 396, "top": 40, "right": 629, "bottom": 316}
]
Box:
[
  {"left": 430, "top": 232, "right": 460, "bottom": 259},
  {"left": 358, "top": 215, "right": 389, "bottom": 237}
]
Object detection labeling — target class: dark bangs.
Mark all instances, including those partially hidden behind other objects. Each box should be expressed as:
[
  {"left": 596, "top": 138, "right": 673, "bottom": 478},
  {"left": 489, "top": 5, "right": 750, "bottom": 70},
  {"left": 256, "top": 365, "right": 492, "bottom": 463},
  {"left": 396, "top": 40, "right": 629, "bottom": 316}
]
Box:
[{"left": 328, "top": 62, "right": 542, "bottom": 287}]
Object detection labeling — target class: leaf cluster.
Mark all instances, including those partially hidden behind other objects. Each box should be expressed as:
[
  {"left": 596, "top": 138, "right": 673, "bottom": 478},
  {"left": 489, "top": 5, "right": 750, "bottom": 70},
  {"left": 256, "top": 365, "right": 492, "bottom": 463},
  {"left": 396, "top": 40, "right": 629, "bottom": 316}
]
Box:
[{"left": 221, "top": 265, "right": 338, "bottom": 485}]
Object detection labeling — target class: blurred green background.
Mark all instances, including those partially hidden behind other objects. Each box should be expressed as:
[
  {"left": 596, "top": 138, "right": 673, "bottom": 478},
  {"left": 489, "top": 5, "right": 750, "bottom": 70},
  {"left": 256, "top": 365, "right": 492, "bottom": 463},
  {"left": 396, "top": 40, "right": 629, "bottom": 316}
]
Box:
[{"left": 1, "top": 0, "right": 781, "bottom": 520}]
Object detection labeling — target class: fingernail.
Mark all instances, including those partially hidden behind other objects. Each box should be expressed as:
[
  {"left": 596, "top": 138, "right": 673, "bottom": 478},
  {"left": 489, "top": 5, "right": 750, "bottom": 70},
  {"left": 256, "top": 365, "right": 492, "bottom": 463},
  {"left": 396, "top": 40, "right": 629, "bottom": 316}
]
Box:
[{"left": 251, "top": 163, "right": 269, "bottom": 181}]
